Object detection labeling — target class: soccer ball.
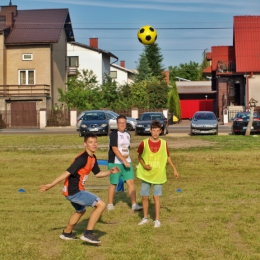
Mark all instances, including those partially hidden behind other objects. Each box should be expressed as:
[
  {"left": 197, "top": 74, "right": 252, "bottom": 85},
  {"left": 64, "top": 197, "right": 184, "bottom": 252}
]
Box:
[{"left": 137, "top": 25, "right": 157, "bottom": 45}]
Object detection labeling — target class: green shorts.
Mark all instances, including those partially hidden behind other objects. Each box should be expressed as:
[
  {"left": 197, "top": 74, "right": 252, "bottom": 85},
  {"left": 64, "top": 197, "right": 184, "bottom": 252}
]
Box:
[{"left": 108, "top": 162, "right": 135, "bottom": 184}]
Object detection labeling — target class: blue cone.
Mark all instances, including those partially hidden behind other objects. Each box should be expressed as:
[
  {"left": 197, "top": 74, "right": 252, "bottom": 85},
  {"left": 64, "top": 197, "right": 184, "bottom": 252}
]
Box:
[
  {"left": 176, "top": 188, "right": 182, "bottom": 193},
  {"left": 18, "top": 188, "right": 26, "bottom": 192},
  {"left": 116, "top": 178, "right": 124, "bottom": 192}
]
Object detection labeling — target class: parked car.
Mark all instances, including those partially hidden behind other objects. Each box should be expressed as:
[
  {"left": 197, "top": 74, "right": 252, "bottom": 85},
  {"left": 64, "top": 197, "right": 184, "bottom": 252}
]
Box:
[
  {"left": 190, "top": 111, "right": 219, "bottom": 135},
  {"left": 135, "top": 112, "right": 168, "bottom": 135},
  {"left": 105, "top": 110, "right": 137, "bottom": 131},
  {"left": 231, "top": 111, "right": 260, "bottom": 135},
  {"left": 77, "top": 110, "right": 137, "bottom": 131},
  {"left": 78, "top": 110, "right": 110, "bottom": 137}
]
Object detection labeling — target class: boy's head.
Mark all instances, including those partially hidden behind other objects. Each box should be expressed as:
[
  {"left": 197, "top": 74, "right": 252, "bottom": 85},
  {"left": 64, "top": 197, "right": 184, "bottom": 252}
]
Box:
[
  {"left": 150, "top": 120, "right": 162, "bottom": 139},
  {"left": 150, "top": 120, "right": 162, "bottom": 130},
  {"left": 117, "top": 115, "right": 127, "bottom": 132},
  {"left": 84, "top": 133, "right": 98, "bottom": 153},
  {"left": 84, "top": 132, "right": 97, "bottom": 142}
]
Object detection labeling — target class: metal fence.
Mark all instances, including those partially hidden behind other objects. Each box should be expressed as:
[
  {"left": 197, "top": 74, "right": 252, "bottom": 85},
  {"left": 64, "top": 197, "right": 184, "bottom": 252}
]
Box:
[{"left": 47, "top": 109, "right": 70, "bottom": 126}]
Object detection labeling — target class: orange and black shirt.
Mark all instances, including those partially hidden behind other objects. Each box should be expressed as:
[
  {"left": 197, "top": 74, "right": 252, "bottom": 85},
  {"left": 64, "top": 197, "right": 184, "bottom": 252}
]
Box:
[{"left": 62, "top": 151, "right": 100, "bottom": 196}]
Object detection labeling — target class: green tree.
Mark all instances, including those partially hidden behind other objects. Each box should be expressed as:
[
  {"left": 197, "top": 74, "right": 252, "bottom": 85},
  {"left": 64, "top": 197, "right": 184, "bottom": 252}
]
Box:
[
  {"left": 129, "top": 81, "right": 149, "bottom": 108},
  {"left": 135, "top": 53, "right": 153, "bottom": 83},
  {"left": 58, "top": 69, "right": 98, "bottom": 110},
  {"left": 198, "top": 49, "right": 210, "bottom": 80},
  {"left": 144, "top": 43, "right": 165, "bottom": 81},
  {"left": 168, "top": 81, "right": 181, "bottom": 120},
  {"left": 169, "top": 61, "right": 200, "bottom": 81}
]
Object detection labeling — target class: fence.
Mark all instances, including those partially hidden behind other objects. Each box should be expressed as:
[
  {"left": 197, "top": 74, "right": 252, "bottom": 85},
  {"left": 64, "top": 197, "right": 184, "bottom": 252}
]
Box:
[{"left": 47, "top": 109, "right": 70, "bottom": 126}]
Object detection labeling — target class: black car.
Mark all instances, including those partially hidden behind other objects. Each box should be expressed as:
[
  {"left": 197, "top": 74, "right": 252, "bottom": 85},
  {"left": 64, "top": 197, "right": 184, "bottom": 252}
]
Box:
[
  {"left": 232, "top": 111, "right": 260, "bottom": 135},
  {"left": 79, "top": 110, "right": 110, "bottom": 137},
  {"left": 135, "top": 112, "right": 168, "bottom": 135}
]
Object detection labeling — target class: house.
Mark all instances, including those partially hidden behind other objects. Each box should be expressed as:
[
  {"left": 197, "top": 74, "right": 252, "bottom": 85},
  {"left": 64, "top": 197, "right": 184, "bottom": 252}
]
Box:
[
  {"left": 205, "top": 16, "right": 260, "bottom": 122},
  {"left": 110, "top": 61, "right": 135, "bottom": 85},
  {"left": 0, "top": 4, "right": 74, "bottom": 127},
  {"left": 67, "top": 39, "right": 118, "bottom": 85}
]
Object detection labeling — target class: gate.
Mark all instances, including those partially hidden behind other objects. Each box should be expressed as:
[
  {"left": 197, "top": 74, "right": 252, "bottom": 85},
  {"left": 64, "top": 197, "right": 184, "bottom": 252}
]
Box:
[{"left": 11, "top": 102, "right": 38, "bottom": 127}]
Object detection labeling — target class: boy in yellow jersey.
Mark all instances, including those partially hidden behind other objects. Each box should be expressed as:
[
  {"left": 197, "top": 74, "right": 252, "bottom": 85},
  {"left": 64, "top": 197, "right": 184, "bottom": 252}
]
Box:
[{"left": 136, "top": 120, "right": 179, "bottom": 227}]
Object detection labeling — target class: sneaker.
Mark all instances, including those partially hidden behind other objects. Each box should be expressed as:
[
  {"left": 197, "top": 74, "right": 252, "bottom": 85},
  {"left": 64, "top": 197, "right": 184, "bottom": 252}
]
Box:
[
  {"left": 107, "top": 204, "right": 115, "bottom": 211},
  {"left": 80, "top": 233, "right": 101, "bottom": 244},
  {"left": 132, "top": 204, "right": 143, "bottom": 211},
  {"left": 138, "top": 217, "right": 149, "bottom": 225},
  {"left": 154, "top": 220, "right": 161, "bottom": 228},
  {"left": 59, "top": 231, "right": 77, "bottom": 240}
]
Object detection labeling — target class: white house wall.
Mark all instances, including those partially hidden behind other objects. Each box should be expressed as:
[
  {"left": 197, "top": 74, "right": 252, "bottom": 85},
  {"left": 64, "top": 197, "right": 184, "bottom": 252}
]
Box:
[
  {"left": 249, "top": 74, "right": 260, "bottom": 103},
  {"left": 67, "top": 43, "right": 110, "bottom": 85}
]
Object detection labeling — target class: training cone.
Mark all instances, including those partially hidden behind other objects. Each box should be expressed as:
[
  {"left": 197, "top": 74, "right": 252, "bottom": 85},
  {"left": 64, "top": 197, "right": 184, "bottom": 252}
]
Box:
[{"left": 18, "top": 188, "right": 26, "bottom": 192}]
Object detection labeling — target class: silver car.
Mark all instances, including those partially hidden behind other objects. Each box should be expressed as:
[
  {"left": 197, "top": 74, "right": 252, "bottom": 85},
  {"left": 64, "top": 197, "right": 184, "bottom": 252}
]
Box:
[
  {"left": 190, "top": 111, "right": 219, "bottom": 135},
  {"left": 76, "top": 110, "right": 137, "bottom": 131}
]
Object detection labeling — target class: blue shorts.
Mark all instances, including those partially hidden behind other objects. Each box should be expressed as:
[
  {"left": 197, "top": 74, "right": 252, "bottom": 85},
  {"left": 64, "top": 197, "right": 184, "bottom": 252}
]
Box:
[
  {"left": 140, "top": 181, "right": 163, "bottom": 196},
  {"left": 108, "top": 163, "right": 134, "bottom": 184},
  {"left": 66, "top": 190, "right": 100, "bottom": 213}
]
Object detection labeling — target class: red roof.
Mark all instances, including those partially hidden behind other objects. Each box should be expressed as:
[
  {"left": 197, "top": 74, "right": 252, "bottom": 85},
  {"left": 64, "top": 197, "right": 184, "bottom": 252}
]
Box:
[
  {"left": 234, "top": 16, "right": 260, "bottom": 72},
  {"left": 203, "top": 66, "right": 212, "bottom": 73},
  {"left": 5, "top": 9, "right": 74, "bottom": 44},
  {"left": 211, "top": 46, "right": 234, "bottom": 72}
]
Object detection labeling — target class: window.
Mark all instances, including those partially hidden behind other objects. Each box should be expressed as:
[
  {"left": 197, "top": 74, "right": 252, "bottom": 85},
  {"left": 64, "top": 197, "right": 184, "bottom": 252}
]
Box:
[
  {"left": 19, "top": 70, "right": 35, "bottom": 85},
  {"left": 22, "top": 54, "right": 33, "bottom": 60},
  {"left": 110, "top": 71, "right": 117, "bottom": 79},
  {"left": 67, "top": 56, "right": 79, "bottom": 67}
]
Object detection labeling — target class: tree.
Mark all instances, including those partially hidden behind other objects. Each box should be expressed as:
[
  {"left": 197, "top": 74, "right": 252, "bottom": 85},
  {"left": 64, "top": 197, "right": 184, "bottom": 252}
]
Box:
[
  {"left": 134, "top": 53, "right": 153, "bottom": 83},
  {"left": 169, "top": 61, "right": 200, "bottom": 81},
  {"left": 58, "top": 69, "right": 98, "bottom": 110},
  {"left": 168, "top": 81, "right": 181, "bottom": 120},
  {"left": 144, "top": 43, "right": 165, "bottom": 81},
  {"left": 198, "top": 49, "right": 210, "bottom": 80}
]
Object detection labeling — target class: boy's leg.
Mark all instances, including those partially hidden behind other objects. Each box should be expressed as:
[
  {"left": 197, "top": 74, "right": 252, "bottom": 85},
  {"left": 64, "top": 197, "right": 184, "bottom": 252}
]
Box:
[
  {"left": 125, "top": 178, "right": 137, "bottom": 205},
  {"left": 153, "top": 195, "right": 160, "bottom": 220},
  {"left": 86, "top": 200, "right": 106, "bottom": 230},
  {"left": 142, "top": 196, "right": 149, "bottom": 218},
  {"left": 108, "top": 184, "right": 116, "bottom": 205},
  {"left": 64, "top": 210, "right": 86, "bottom": 233}
]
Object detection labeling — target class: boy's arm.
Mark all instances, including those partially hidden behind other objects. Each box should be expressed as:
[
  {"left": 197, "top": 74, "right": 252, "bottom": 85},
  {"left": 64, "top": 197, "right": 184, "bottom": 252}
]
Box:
[
  {"left": 138, "top": 154, "right": 152, "bottom": 170},
  {"left": 39, "top": 171, "right": 70, "bottom": 192},
  {"left": 95, "top": 166, "right": 120, "bottom": 178},
  {"left": 167, "top": 157, "right": 179, "bottom": 178}
]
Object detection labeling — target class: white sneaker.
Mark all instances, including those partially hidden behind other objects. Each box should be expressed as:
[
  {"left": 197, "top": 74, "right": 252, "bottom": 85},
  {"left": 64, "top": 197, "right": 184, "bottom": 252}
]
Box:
[
  {"left": 138, "top": 218, "right": 149, "bottom": 225},
  {"left": 132, "top": 204, "right": 143, "bottom": 211},
  {"left": 154, "top": 220, "right": 161, "bottom": 228},
  {"left": 107, "top": 204, "right": 115, "bottom": 211}
]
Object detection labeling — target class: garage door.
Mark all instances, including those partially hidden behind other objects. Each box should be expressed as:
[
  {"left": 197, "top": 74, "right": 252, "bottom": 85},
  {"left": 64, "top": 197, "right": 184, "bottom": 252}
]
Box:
[
  {"left": 181, "top": 99, "right": 213, "bottom": 119},
  {"left": 11, "top": 102, "right": 37, "bottom": 127}
]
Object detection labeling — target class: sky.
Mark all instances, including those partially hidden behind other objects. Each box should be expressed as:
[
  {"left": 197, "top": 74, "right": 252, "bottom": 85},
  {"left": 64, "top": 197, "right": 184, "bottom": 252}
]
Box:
[{"left": 7, "top": 0, "right": 260, "bottom": 69}]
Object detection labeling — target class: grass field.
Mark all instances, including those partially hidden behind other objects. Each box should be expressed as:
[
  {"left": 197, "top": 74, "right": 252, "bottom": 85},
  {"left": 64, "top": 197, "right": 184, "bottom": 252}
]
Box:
[{"left": 1, "top": 133, "right": 260, "bottom": 260}]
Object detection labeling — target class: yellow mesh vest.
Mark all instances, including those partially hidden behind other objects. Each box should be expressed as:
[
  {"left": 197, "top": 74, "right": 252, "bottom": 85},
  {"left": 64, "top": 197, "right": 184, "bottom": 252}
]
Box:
[{"left": 136, "top": 138, "right": 168, "bottom": 184}]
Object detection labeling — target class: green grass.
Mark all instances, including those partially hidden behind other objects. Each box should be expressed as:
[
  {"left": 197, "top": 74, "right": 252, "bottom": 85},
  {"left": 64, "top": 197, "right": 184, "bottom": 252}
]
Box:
[{"left": 1, "top": 134, "right": 260, "bottom": 259}]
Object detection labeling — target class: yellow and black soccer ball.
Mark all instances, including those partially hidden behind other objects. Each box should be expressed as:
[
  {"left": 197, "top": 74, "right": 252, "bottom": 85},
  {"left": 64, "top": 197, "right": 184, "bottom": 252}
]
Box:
[{"left": 137, "top": 25, "right": 157, "bottom": 45}]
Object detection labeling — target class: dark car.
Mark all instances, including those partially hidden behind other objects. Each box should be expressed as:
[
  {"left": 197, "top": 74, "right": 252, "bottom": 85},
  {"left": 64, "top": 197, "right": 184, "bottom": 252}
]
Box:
[
  {"left": 232, "top": 111, "right": 260, "bottom": 135},
  {"left": 79, "top": 110, "right": 110, "bottom": 137},
  {"left": 190, "top": 111, "right": 219, "bottom": 135},
  {"left": 135, "top": 112, "right": 168, "bottom": 135}
]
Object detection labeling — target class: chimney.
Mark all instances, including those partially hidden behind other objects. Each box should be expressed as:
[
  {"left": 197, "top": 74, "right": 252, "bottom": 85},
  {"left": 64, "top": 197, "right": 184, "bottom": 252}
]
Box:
[
  {"left": 6, "top": 11, "right": 14, "bottom": 29},
  {"left": 89, "top": 38, "right": 98, "bottom": 49},
  {"left": 162, "top": 70, "right": 169, "bottom": 84},
  {"left": 0, "top": 5, "right": 17, "bottom": 17},
  {"left": 120, "top": 61, "right": 125, "bottom": 68}
]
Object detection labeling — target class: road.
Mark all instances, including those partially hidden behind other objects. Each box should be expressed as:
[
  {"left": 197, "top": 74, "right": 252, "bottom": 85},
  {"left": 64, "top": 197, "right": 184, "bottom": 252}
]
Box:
[{"left": 0, "top": 120, "right": 232, "bottom": 135}]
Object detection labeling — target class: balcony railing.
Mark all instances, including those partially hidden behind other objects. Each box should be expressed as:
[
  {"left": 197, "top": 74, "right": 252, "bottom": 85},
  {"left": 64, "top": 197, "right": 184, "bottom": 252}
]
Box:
[
  {"left": 217, "top": 60, "right": 236, "bottom": 74},
  {"left": 67, "top": 67, "right": 77, "bottom": 76},
  {"left": 0, "top": 84, "right": 50, "bottom": 97}
]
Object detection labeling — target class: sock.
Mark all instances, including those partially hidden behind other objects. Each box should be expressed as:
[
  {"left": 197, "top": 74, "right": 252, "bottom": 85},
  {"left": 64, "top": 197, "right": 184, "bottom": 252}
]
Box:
[{"left": 84, "top": 230, "right": 93, "bottom": 235}]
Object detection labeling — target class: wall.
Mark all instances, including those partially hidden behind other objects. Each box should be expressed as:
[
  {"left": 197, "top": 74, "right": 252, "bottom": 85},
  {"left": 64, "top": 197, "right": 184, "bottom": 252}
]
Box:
[
  {"left": 52, "top": 29, "right": 67, "bottom": 107},
  {"left": 248, "top": 74, "right": 260, "bottom": 104},
  {"left": 0, "top": 33, "right": 5, "bottom": 85},
  {"left": 67, "top": 43, "right": 103, "bottom": 84}
]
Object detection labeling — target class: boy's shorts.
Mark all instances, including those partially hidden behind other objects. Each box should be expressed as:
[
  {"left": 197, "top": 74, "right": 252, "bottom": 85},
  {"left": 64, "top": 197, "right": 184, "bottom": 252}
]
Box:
[
  {"left": 66, "top": 190, "right": 100, "bottom": 212},
  {"left": 140, "top": 180, "right": 162, "bottom": 196},
  {"left": 108, "top": 162, "right": 134, "bottom": 184}
]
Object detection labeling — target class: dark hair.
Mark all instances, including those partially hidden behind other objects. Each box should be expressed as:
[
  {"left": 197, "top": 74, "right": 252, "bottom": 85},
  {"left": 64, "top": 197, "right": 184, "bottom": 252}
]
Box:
[
  {"left": 116, "top": 115, "right": 127, "bottom": 122},
  {"left": 84, "top": 132, "right": 97, "bottom": 141},
  {"left": 150, "top": 120, "right": 161, "bottom": 129}
]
